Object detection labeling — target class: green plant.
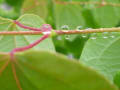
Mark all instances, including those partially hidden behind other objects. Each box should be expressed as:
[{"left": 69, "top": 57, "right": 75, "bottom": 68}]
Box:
[{"left": 0, "top": 0, "right": 120, "bottom": 90}]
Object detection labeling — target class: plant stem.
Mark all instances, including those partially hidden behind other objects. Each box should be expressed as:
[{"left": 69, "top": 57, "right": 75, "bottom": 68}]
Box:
[
  {"left": 7, "top": 20, "right": 120, "bottom": 60},
  {"left": 14, "top": 20, "right": 53, "bottom": 32},
  {"left": 14, "top": 20, "right": 41, "bottom": 31},
  {"left": 9, "top": 21, "right": 53, "bottom": 60},
  {"left": 55, "top": 0, "right": 120, "bottom": 7},
  {"left": 10, "top": 34, "right": 49, "bottom": 60},
  {"left": 0, "top": 28, "right": 120, "bottom": 35}
]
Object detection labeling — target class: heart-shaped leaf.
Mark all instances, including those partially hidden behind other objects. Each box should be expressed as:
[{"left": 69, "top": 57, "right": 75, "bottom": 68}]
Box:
[
  {"left": 0, "top": 50, "right": 118, "bottom": 90},
  {"left": 80, "top": 33, "right": 120, "bottom": 81}
]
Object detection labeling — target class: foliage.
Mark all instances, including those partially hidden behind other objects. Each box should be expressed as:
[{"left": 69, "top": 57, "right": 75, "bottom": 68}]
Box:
[
  {"left": 0, "top": 0, "right": 120, "bottom": 89},
  {"left": 0, "top": 50, "right": 117, "bottom": 89},
  {"left": 114, "top": 71, "right": 120, "bottom": 88}
]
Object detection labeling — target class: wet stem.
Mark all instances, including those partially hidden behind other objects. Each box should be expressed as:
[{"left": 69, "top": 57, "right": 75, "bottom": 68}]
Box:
[{"left": 1, "top": 20, "right": 120, "bottom": 60}]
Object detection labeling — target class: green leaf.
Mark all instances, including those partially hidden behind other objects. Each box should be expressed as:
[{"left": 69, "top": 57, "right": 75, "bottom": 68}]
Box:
[
  {"left": 0, "top": 50, "right": 118, "bottom": 90},
  {"left": 0, "top": 0, "right": 4, "bottom": 3},
  {"left": 0, "top": 0, "right": 24, "bottom": 19},
  {"left": 53, "top": 0, "right": 91, "bottom": 59},
  {"left": 54, "top": 0, "right": 99, "bottom": 28},
  {"left": 22, "top": 0, "right": 48, "bottom": 20},
  {"left": 114, "top": 71, "right": 120, "bottom": 88},
  {"left": 5, "top": 0, "right": 24, "bottom": 8},
  {"left": 54, "top": 1, "right": 85, "bottom": 29},
  {"left": 87, "top": 0, "right": 120, "bottom": 27},
  {"left": 0, "top": 9, "right": 20, "bottom": 19},
  {"left": 0, "top": 14, "right": 55, "bottom": 52},
  {"left": 80, "top": 33, "right": 120, "bottom": 81}
]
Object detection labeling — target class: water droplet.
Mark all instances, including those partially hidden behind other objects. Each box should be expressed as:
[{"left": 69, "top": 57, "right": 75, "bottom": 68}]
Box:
[
  {"left": 61, "top": 25, "right": 69, "bottom": 30},
  {"left": 43, "top": 31, "right": 51, "bottom": 35},
  {"left": 102, "top": 32, "right": 108, "bottom": 39},
  {"left": 81, "top": 34, "right": 87, "bottom": 38},
  {"left": 110, "top": 35, "right": 115, "bottom": 38},
  {"left": 103, "top": 36, "right": 108, "bottom": 39},
  {"left": 65, "top": 35, "right": 70, "bottom": 40},
  {"left": 85, "top": 28, "right": 92, "bottom": 30},
  {"left": 81, "top": 27, "right": 92, "bottom": 38},
  {"left": 76, "top": 26, "right": 83, "bottom": 30},
  {"left": 90, "top": 33, "right": 97, "bottom": 40},
  {"left": 56, "top": 36, "right": 62, "bottom": 40},
  {"left": 109, "top": 32, "right": 116, "bottom": 38},
  {"left": 91, "top": 37, "right": 96, "bottom": 39}
]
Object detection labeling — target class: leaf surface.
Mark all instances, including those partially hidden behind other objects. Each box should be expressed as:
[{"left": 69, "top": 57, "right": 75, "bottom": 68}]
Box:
[
  {"left": 22, "top": 0, "right": 48, "bottom": 20},
  {"left": 80, "top": 33, "right": 120, "bottom": 81},
  {"left": 87, "top": 0, "right": 120, "bottom": 27},
  {"left": 0, "top": 50, "right": 118, "bottom": 90}
]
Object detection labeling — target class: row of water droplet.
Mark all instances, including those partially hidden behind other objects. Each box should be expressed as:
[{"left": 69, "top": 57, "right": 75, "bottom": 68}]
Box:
[{"left": 58, "top": 25, "right": 117, "bottom": 40}]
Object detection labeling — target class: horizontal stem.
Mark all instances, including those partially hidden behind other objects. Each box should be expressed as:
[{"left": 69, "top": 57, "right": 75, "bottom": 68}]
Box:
[
  {"left": 55, "top": 0, "right": 120, "bottom": 7},
  {"left": 0, "top": 31, "right": 43, "bottom": 35},
  {"left": 0, "top": 28, "right": 120, "bottom": 35}
]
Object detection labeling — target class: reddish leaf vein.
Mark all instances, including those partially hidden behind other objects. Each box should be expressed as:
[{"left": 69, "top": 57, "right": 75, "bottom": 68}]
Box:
[{"left": 11, "top": 62, "right": 22, "bottom": 90}]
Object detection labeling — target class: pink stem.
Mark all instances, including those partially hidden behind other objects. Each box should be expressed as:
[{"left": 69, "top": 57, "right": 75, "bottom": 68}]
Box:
[
  {"left": 10, "top": 34, "right": 49, "bottom": 60},
  {"left": 10, "top": 21, "right": 53, "bottom": 60},
  {"left": 14, "top": 20, "right": 41, "bottom": 31}
]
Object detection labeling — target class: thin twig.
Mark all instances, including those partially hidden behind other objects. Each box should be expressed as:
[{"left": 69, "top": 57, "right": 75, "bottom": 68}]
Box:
[
  {"left": 10, "top": 34, "right": 49, "bottom": 60},
  {"left": 0, "top": 27, "right": 120, "bottom": 35},
  {"left": 55, "top": 0, "right": 120, "bottom": 7}
]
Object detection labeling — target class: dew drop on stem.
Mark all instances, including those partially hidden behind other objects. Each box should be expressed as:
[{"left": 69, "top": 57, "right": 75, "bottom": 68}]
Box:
[
  {"left": 56, "top": 36, "right": 62, "bottom": 40},
  {"left": 65, "top": 35, "right": 70, "bottom": 40},
  {"left": 43, "top": 31, "right": 51, "bottom": 35},
  {"left": 90, "top": 37, "right": 96, "bottom": 40},
  {"left": 110, "top": 35, "right": 115, "bottom": 38},
  {"left": 86, "top": 28, "right": 92, "bottom": 30},
  {"left": 77, "top": 26, "right": 87, "bottom": 38},
  {"left": 90, "top": 33, "right": 97, "bottom": 40},
  {"left": 109, "top": 32, "right": 115, "bottom": 38},
  {"left": 61, "top": 25, "right": 69, "bottom": 30},
  {"left": 82, "top": 28, "right": 92, "bottom": 38},
  {"left": 61, "top": 25, "right": 70, "bottom": 40},
  {"left": 102, "top": 32, "right": 108, "bottom": 39},
  {"left": 81, "top": 27, "right": 92, "bottom": 38},
  {"left": 76, "top": 26, "right": 83, "bottom": 30},
  {"left": 81, "top": 35, "right": 87, "bottom": 38}
]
